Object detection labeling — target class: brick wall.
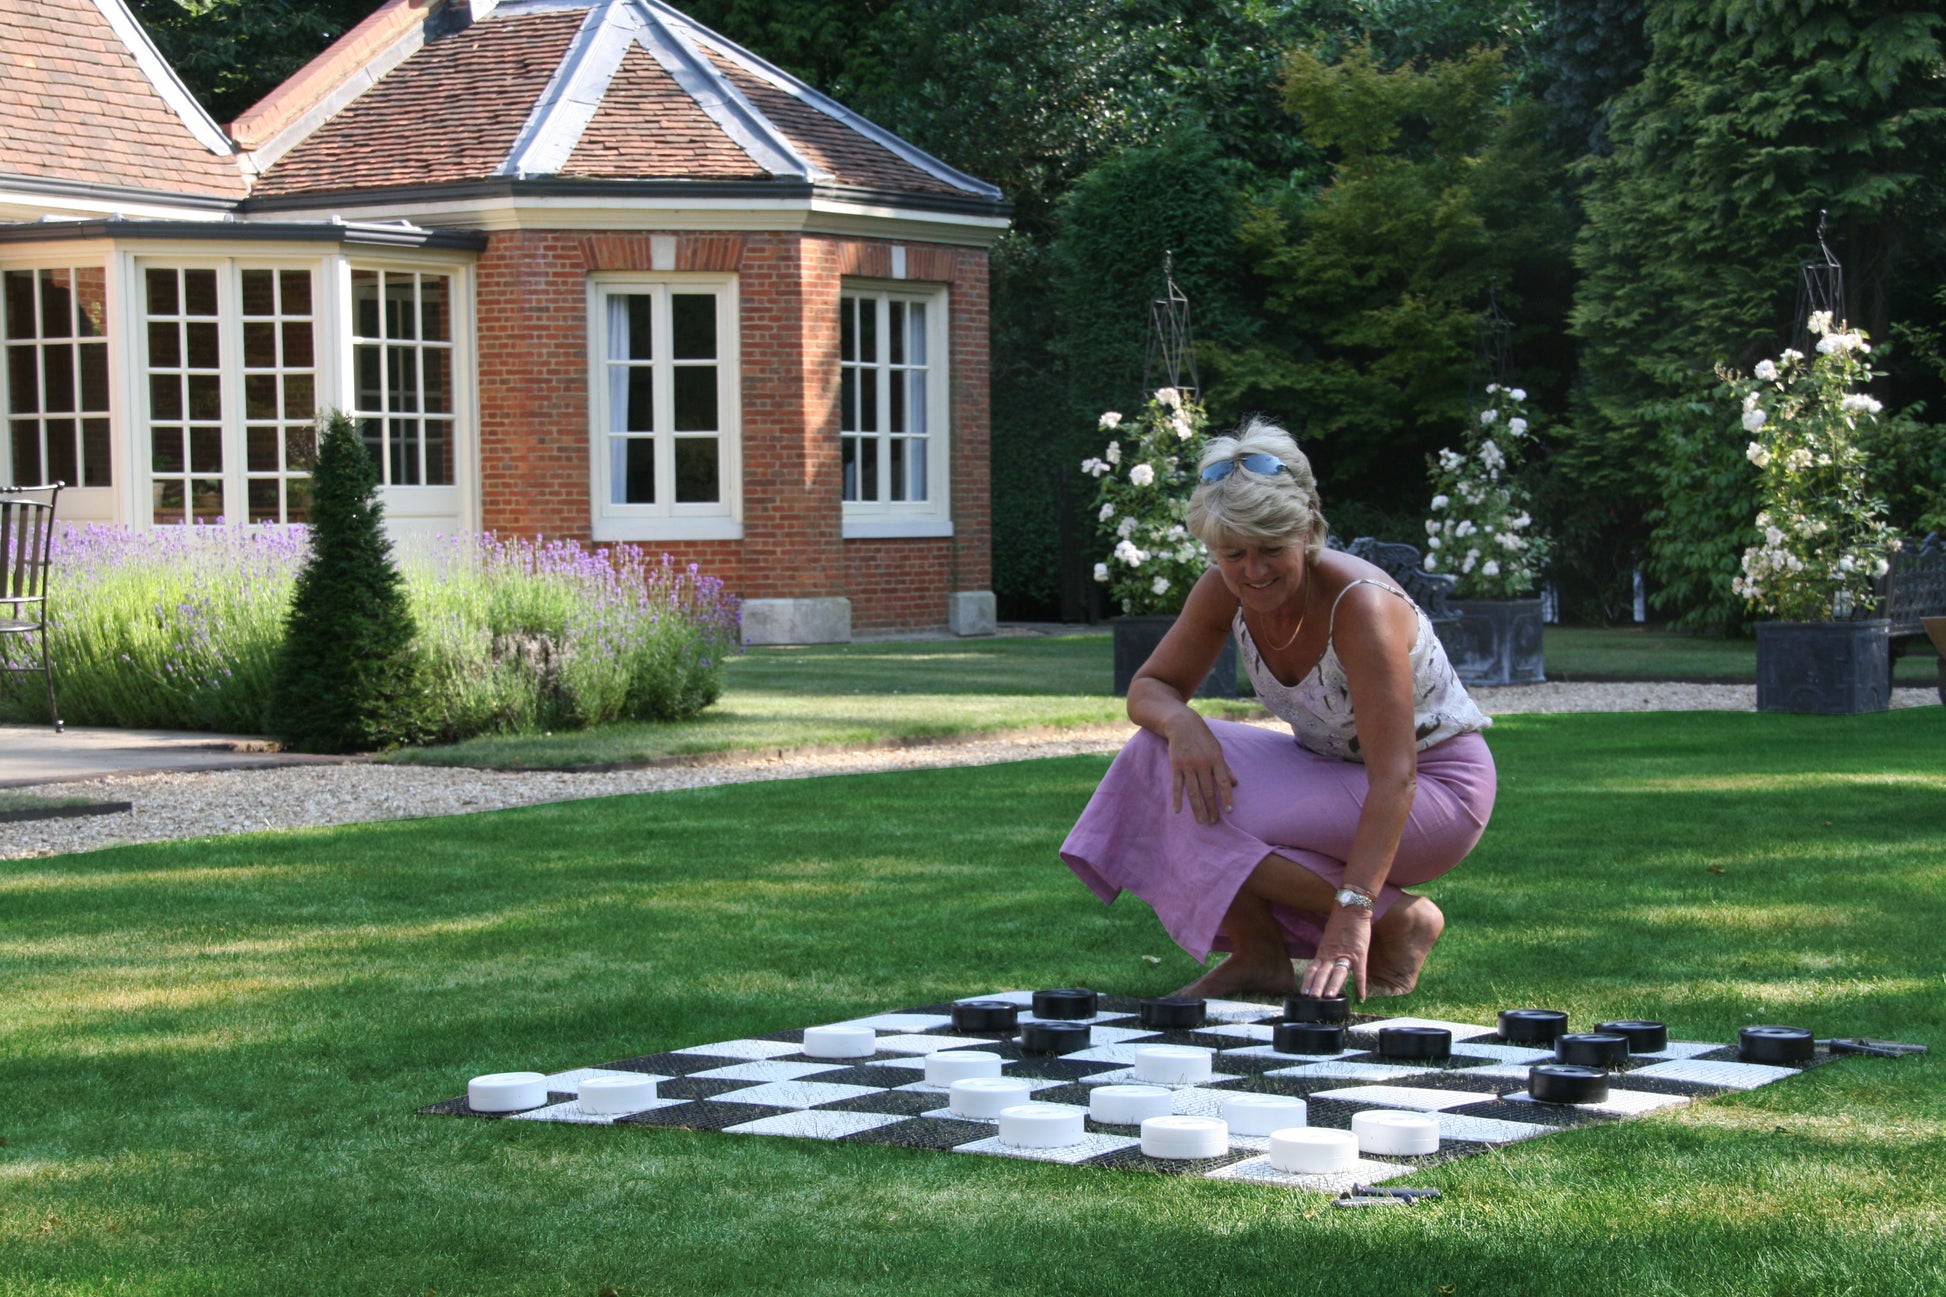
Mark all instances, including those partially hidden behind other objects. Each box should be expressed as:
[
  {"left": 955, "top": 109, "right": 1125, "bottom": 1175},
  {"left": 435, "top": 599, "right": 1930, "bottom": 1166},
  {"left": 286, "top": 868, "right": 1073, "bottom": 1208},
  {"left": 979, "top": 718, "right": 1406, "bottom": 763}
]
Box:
[{"left": 472, "top": 227, "right": 992, "bottom": 632}]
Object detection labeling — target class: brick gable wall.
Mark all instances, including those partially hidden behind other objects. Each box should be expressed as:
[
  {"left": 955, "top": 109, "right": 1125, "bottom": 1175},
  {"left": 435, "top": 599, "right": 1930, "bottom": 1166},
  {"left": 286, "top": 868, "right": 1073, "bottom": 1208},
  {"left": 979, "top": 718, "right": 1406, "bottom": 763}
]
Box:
[{"left": 473, "top": 229, "right": 990, "bottom": 632}]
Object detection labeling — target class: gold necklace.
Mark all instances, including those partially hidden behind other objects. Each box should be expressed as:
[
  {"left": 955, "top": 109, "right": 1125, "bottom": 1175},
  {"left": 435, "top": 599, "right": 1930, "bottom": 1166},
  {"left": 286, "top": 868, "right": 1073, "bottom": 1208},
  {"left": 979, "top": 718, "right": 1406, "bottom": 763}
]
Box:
[{"left": 1259, "top": 571, "right": 1310, "bottom": 652}]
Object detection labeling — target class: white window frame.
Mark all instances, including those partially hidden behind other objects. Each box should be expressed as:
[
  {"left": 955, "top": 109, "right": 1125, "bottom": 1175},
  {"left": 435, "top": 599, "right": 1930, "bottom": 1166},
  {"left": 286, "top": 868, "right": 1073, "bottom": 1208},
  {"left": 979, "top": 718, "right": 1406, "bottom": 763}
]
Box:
[
  {"left": 0, "top": 260, "right": 115, "bottom": 520},
  {"left": 587, "top": 273, "right": 742, "bottom": 542},
  {"left": 840, "top": 281, "right": 951, "bottom": 540}
]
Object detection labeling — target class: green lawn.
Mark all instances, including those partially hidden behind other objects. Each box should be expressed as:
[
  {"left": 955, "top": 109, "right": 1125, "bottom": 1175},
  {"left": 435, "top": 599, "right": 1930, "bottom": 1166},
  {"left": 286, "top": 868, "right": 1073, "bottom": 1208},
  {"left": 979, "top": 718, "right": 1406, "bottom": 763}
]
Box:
[
  {"left": 4, "top": 710, "right": 1943, "bottom": 1295},
  {"left": 1547, "top": 625, "right": 1941, "bottom": 682}
]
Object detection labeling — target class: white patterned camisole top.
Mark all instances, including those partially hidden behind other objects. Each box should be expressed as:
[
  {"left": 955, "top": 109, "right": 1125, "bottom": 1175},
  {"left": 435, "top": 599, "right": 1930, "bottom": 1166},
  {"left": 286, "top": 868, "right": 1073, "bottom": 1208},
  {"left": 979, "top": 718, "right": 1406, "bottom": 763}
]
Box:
[{"left": 1234, "top": 578, "right": 1490, "bottom": 763}]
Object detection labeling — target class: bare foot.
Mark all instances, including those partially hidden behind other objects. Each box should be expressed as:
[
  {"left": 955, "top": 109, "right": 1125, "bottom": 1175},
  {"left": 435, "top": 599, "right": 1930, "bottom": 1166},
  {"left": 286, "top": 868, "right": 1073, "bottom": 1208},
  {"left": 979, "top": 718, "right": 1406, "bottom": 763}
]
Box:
[
  {"left": 1365, "top": 895, "right": 1444, "bottom": 997},
  {"left": 1172, "top": 954, "right": 1296, "bottom": 1001}
]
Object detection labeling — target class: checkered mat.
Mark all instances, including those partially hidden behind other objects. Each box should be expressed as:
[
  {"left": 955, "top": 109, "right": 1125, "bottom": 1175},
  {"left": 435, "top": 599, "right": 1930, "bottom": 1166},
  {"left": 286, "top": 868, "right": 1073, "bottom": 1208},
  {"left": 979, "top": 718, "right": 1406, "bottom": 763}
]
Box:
[{"left": 419, "top": 991, "right": 1844, "bottom": 1193}]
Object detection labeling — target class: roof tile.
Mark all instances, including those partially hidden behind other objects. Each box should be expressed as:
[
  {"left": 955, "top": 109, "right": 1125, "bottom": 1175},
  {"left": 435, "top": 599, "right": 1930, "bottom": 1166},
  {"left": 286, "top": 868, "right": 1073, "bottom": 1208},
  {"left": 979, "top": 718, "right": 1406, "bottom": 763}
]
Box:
[{"left": 560, "top": 44, "right": 767, "bottom": 181}]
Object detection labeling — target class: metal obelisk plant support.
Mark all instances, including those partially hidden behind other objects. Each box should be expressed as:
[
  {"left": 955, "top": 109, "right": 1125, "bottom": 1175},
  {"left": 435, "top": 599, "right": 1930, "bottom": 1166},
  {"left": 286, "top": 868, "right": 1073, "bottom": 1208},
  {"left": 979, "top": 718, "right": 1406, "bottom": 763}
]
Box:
[
  {"left": 1143, "top": 250, "right": 1199, "bottom": 400},
  {"left": 1792, "top": 210, "right": 1845, "bottom": 360}
]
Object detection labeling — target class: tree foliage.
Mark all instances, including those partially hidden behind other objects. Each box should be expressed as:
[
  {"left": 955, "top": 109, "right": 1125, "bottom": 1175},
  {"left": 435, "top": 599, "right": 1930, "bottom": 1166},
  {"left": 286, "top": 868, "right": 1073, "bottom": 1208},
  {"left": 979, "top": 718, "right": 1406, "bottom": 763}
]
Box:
[{"left": 131, "top": 0, "right": 378, "bottom": 124}]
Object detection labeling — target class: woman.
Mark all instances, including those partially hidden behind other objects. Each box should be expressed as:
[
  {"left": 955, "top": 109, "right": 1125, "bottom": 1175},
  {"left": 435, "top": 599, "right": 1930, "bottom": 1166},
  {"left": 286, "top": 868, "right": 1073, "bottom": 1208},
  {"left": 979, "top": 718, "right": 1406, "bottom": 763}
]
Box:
[{"left": 1060, "top": 418, "right": 1496, "bottom": 1003}]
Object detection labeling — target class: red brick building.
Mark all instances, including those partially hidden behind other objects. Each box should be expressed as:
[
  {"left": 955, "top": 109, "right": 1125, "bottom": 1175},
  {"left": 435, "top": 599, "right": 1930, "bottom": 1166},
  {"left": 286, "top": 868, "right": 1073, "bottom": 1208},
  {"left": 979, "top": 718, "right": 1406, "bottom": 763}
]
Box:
[{"left": 0, "top": 0, "right": 1009, "bottom": 640}]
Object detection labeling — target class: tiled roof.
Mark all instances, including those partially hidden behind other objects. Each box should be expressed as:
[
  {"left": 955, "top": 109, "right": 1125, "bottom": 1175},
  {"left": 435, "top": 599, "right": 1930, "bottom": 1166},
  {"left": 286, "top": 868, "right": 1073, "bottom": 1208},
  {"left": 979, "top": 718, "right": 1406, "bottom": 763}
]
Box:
[
  {"left": 250, "top": 0, "right": 1001, "bottom": 206},
  {"left": 0, "top": 0, "right": 245, "bottom": 200},
  {"left": 701, "top": 49, "right": 964, "bottom": 197},
  {"left": 251, "top": 10, "right": 585, "bottom": 198},
  {"left": 561, "top": 44, "right": 767, "bottom": 181}
]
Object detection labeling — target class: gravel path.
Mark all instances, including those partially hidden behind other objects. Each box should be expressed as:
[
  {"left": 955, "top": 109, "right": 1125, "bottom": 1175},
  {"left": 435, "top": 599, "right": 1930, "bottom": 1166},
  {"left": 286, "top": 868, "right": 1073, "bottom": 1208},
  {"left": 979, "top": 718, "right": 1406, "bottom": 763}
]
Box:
[{"left": 4, "top": 681, "right": 1936, "bottom": 861}]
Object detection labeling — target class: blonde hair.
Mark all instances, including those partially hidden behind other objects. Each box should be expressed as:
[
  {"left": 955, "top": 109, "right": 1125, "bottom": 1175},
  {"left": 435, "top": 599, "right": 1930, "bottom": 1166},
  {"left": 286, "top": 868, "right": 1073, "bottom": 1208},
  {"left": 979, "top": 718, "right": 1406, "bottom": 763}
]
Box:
[{"left": 1187, "top": 417, "right": 1328, "bottom": 559}]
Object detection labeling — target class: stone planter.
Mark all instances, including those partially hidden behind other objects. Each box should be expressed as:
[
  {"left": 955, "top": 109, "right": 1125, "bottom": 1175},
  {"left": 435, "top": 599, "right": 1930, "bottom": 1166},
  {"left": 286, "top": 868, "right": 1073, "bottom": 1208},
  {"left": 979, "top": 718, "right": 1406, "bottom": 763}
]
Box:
[
  {"left": 1112, "top": 615, "right": 1237, "bottom": 697},
  {"left": 1756, "top": 619, "right": 1890, "bottom": 714},
  {"left": 1435, "top": 598, "right": 1545, "bottom": 688}
]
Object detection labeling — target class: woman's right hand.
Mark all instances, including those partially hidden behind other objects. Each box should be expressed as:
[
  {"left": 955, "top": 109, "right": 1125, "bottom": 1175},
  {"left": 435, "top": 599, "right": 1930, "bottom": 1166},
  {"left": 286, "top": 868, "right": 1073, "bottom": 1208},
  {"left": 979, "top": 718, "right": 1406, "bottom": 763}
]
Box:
[{"left": 1165, "top": 711, "right": 1238, "bottom": 825}]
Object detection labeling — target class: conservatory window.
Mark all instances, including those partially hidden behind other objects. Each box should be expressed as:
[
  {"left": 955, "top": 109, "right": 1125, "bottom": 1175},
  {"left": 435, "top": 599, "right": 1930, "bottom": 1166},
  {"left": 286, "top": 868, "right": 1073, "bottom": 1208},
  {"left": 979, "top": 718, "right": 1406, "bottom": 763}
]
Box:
[
  {"left": 840, "top": 286, "right": 949, "bottom": 536},
  {"left": 351, "top": 269, "right": 455, "bottom": 488},
  {"left": 4, "top": 267, "right": 110, "bottom": 489}
]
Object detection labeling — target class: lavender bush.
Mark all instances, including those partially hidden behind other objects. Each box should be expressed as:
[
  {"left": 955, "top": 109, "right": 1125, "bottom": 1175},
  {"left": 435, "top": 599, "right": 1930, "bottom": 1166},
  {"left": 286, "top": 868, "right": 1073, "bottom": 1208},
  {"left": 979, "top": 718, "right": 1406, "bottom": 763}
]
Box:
[{"left": 0, "top": 525, "right": 739, "bottom": 738}]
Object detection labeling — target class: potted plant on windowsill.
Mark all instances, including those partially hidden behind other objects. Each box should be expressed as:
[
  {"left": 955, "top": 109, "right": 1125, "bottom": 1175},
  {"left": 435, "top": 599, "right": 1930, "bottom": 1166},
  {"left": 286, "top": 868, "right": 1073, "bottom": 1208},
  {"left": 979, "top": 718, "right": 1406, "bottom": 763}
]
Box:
[
  {"left": 1421, "top": 385, "right": 1551, "bottom": 686},
  {"left": 1728, "top": 313, "right": 1900, "bottom": 714},
  {"left": 1082, "top": 388, "right": 1232, "bottom": 696}
]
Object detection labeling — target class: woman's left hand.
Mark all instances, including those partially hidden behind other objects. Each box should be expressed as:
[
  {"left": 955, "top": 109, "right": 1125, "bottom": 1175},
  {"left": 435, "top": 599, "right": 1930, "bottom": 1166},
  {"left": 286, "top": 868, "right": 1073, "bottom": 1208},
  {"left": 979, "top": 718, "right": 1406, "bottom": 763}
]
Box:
[{"left": 1301, "top": 908, "right": 1372, "bottom": 1002}]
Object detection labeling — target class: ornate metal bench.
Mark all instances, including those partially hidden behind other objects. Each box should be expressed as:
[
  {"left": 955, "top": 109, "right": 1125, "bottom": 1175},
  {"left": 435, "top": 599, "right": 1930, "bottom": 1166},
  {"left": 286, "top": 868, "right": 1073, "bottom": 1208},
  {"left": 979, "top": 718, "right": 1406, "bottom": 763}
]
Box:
[
  {"left": 1882, "top": 532, "right": 1945, "bottom": 701},
  {"left": 1, "top": 482, "right": 62, "bottom": 731}
]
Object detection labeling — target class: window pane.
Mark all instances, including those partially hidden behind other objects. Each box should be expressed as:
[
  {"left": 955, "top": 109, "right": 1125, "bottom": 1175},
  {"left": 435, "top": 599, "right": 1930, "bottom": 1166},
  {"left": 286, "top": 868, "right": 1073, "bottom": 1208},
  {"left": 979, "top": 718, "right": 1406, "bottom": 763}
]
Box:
[
  {"left": 672, "top": 294, "right": 716, "bottom": 359},
  {"left": 247, "top": 478, "right": 280, "bottom": 524},
  {"left": 241, "top": 269, "right": 275, "bottom": 316},
  {"left": 890, "top": 300, "right": 904, "bottom": 366},
  {"left": 859, "top": 368, "right": 878, "bottom": 433},
  {"left": 840, "top": 367, "right": 856, "bottom": 433},
  {"left": 190, "top": 425, "right": 222, "bottom": 474},
  {"left": 389, "top": 418, "right": 419, "bottom": 485},
  {"left": 840, "top": 296, "right": 856, "bottom": 363},
  {"left": 39, "top": 269, "right": 73, "bottom": 339},
  {"left": 908, "top": 302, "right": 927, "bottom": 364},
  {"left": 183, "top": 270, "right": 218, "bottom": 317},
  {"left": 423, "top": 349, "right": 451, "bottom": 414},
  {"left": 352, "top": 270, "right": 379, "bottom": 337},
  {"left": 151, "top": 426, "right": 183, "bottom": 473},
  {"left": 186, "top": 321, "right": 219, "bottom": 369},
  {"left": 860, "top": 433, "right": 878, "bottom": 499},
  {"left": 280, "top": 269, "right": 311, "bottom": 317},
  {"left": 7, "top": 347, "right": 36, "bottom": 412},
  {"left": 674, "top": 436, "right": 719, "bottom": 503},
  {"left": 82, "top": 418, "right": 110, "bottom": 487},
  {"left": 673, "top": 366, "right": 717, "bottom": 432},
  {"left": 889, "top": 437, "right": 905, "bottom": 502},
  {"left": 79, "top": 342, "right": 107, "bottom": 411},
  {"left": 626, "top": 294, "right": 654, "bottom": 360},
  {"left": 247, "top": 424, "right": 278, "bottom": 471},
  {"left": 3, "top": 271, "right": 33, "bottom": 338},
  {"left": 152, "top": 477, "right": 184, "bottom": 524},
  {"left": 75, "top": 267, "right": 106, "bottom": 337},
  {"left": 425, "top": 419, "right": 452, "bottom": 485},
  {"left": 385, "top": 278, "right": 416, "bottom": 340},
  {"left": 285, "top": 477, "right": 312, "bottom": 524},
  {"left": 859, "top": 297, "right": 877, "bottom": 363},
  {"left": 149, "top": 374, "right": 182, "bottom": 421},
  {"left": 245, "top": 374, "right": 277, "bottom": 419},
  {"left": 147, "top": 321, "right": 180, "bottom": 369},
  {"left": 187, "top": 373, "right": 221, "bottom": 421},
  {"left": 908, "top": 370, "right": 928, "bottom": 434},
  {"left": 45, "top": 419, "right": 76, "bottom": 486},
  {"left": 191, "top": 478, "right": 223, "bottom": 522},
  {"left": 358, "top": 417, "right": 384, "bottom": 471},
  {"left": 419, "top": 275, "right": 449, "bottom": 341},
  {"left": 282, "top": 321, "right": 314, "bottom": 368},
  {"left": 890, "top": 364, "right": 904, "bottom": 433},
  {"left": 286, "top": 424, "right": 319, "bottom": 472},
  {"left": 841, "top": 435, "right": 858, "bottom": 502},
  {"left": 355, "top": 344, "right": 381, "bottom": 410},
  {"left": 40, "top": 348, "right": 73, "bottom": 412},
  {"left": 387, "top": 346, "right": 420, "bottom": 412},
  {"left": 243, "top": 321, "right": 276, "bottom": 368},
  {"left": 145, "top": 267, "right": 178, "bottom": 316},
  {"left": 284, "top": 373, "right": 315, "bottom": 421},
  {"left": 613, "top": 436, "right": 654, "bottom": 504},
  {"left": 11, "top": 420, "right": 41, "bottom": 482},
  {"left": 625, "top": 368, "right": 653, "bottom": 432},
  {"left": 909, "top": 435, "right": 927, "bottom": 501}
]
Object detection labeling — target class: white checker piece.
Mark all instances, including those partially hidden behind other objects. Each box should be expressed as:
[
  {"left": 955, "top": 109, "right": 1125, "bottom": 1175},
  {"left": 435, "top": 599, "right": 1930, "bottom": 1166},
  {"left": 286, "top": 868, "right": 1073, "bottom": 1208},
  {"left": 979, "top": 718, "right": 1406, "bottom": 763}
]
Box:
[
  {"left": 829, "top": 1014, "right": 955, "bottom": 1034},
  {"left": 1311, "top": 1084, "right": 1502, "bottom": 1112},
  {"left": 712, "top": 1081, "right": 886, "bottom": 1110},
  {"left": 1221, "top": 1045, "right": 1358, "bottom": 1063},
  {"left": 1624, "top": 1059, "right": 1801, "bottom": 1089},
  {"left": 1631, "top": 1041, "right": 1736, "bottom": 1062},
  {"left": 543, "top": 1066, "right": 671, "bottom": 1088},
  {"left": 1505, "top": 1088, "right": 1691, "bottom": 1116},
  {"left": 722, "top": 1110, "right": 908, "bottom": 1140},
  {"left": 1433, "top": 1113, "right": 1552, "bottom": 1144},
  {"left": 1349, "top": 1017, "right": 1496, "bottom": 1042},
  {"left": 688, "top": 1060, "right": 846, "bottom": 1083},
  {"left": 510, "top": 1097, "right": 687, "bottom": 1124},
  {"left": 1079, "top": 1066, "right": 1244, "bottom": 1088},
  {"left": 674, "top": 1039, "right": 804, "bottom": 1061},
  {"left": 1266, "top": 1061, "right": 1434, "bottom": 1082},
  {"left": 866, "top": 1034, "right": 993, "bottom": 1056},
  {"left": 955, "top": 1132, "right": 1142, "bottom": 1164},
  {"left": 1205, "top": 1156, "right": 1413, "bottom": 1192}
]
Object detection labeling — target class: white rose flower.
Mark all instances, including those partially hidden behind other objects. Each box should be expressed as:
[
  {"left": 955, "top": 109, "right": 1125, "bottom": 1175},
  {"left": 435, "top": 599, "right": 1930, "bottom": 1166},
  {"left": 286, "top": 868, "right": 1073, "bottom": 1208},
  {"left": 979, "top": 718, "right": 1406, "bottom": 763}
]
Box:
[
  {"left": 1151, "top": 576, "right": 1171, "bottom": 596},
  {"left": 1098, "top": 502, "right": 1116, "bottom": 522},
  {"left": 1481, "top": 559, "right": 1500, "bottom": 577},
  {"left": 1754, "top": 360, "right": 1778, "bottom": 381},
  {"left": 1113, "top": 539, "right": 1147, "bottom": 566},
  {"left": 1105, "top": 440, "right": 1121, "bottom": 465},
  {"left": 1080, "top": 457, "right": 1109, "bottom": 477},
  {"left": 1423, "top": 553, "right": 1439, "bottom": 571},
  {"left": 1808, "top": 310, "right": 1834, "bottom": 336},
  {"left": 1117, "top": 516, "right": 1137, "bottom": 539},
  {"left": 1155, "top": 387, "right": 1182, "bottom": 409},
  {"left": 1430, "top": 493, "right": 1450, "bottom": 510},
  {"left": 1455, "top": 519, "right": 1476, "bottom": 538},
  {"left": 1438, "top": 449, "right": 1464, "bottom": 472},
  {"left": 1509, "top": 388, "right": 1526, "bottom": 402},
  {"left": 1742, "top": 408, "right": 1767, "bottom": 433},
  {"left": 1426, "top": 519, "right": 1440, "bottom": 536},
  {"left": 1874, "top": 557, "right": 1891, "bottom": 577},
  {"left": 1129, "top": 463, "right": 1156, "bottom": 487},
  {"left": 1746, "top": 442, "right": 1771, "bottom": 467},
  {"left": 1099, "top": 411, "right": 1123, "bottom": 429},
  {"left": 1428, "top": 536, "right": 1442, "bottom": 549},
  {"left": 1093, "top": 562, "right": 1110, "bottom": 583},
  {"left": 1480, "top": 408, "right": 1499, "bottom": 426},
  {"left": 1461, "top": 552, "right": 1477, "bottom": 574},
  {"left": 1486, "top": 383, "right": 1501, "bottom": 394},
  {"left": 1508, "top": 417, "right": 1528, "bottom": 437},
  {"left": 1840, "top": 394, "right": 1883, "bottom": 415},
  {"left": 1765, "top": 526, "right": 1786, "bottom": 547},
  {"left": 1170, "top": 410, "right": 1194, "bottom": 440},
  {"left": 1784, "top": 448, "right": 1813, "bottom": 472},
  {"left": 1511, "top": 512, "right": 1531, "bottom": 529}
]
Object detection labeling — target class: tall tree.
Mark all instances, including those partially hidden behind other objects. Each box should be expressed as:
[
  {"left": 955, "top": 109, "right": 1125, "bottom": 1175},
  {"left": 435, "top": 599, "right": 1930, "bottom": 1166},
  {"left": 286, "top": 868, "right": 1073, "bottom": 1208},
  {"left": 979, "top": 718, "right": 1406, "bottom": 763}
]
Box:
[{"left": 131, "top": 0, "right": 380, "bottom": 123}]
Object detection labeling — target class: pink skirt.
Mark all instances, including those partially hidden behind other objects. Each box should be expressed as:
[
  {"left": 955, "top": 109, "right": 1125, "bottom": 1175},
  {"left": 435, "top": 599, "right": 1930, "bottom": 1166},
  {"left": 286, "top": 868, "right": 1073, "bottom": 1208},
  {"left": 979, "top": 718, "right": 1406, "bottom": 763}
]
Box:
[{"left": 1059, "top": 719, "right": 1496, "bottom": 961}]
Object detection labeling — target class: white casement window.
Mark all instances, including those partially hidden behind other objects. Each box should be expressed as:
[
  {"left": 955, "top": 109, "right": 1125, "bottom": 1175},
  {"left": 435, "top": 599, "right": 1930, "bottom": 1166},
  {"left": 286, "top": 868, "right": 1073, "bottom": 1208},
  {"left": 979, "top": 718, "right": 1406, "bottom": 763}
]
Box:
[
  {"left": 350, "top": 268, "right": 455, "bottom": 489},
  {"left": 589, "top": 277, "right": 740, "bottom": 540},
  {"left": 840, "top": 285, "right": 949, "bottom": 537},
  {"left": 4, "top": 266, "right": 111, "bottom": 491},
  {"left": 138, "top": 261, "right": 321, "bottom": 525}
]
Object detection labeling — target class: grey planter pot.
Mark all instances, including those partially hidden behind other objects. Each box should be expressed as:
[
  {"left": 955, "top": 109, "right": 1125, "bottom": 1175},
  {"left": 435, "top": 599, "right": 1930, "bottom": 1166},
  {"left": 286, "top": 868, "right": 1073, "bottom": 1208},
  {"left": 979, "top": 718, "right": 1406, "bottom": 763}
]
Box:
[
  {"left": 1111, "top": 615, "right": 1237, "bottom": 698},
  {"left": 1756, "top": 619, "right": 1890, "bottom": 714},
  {"left": 1436, "top": 598, "right": 1546, "bottom": 688}
]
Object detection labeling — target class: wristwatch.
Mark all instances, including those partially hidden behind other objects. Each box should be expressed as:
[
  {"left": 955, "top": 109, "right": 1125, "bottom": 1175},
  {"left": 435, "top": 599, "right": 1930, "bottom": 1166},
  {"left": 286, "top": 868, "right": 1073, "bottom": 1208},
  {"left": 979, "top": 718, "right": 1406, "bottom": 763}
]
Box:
[{"left": 1335, "top": 887, "right": 1375, "bottom": 913}]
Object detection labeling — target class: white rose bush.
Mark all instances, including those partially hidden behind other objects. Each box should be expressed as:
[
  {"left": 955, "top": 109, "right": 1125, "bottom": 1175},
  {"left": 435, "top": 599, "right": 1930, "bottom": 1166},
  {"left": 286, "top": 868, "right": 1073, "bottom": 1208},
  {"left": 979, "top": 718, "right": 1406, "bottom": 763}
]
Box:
[
  {"left": 1082, "top": 387, "right": 1210, "bottom": 614},
  {"left": 1421, "top": 385, "right": 1549, "bottom": 598},
  {"left": 1726, "top": 313, "right": 1899, "bottom": 622}
]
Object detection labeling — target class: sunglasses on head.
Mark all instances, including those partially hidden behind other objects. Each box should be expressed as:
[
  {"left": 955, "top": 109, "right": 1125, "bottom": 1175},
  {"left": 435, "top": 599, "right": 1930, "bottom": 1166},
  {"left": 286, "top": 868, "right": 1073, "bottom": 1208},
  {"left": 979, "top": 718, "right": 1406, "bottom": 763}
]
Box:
[{"left": 1199, "top": 453, "right": 1289, "bottom": 483}]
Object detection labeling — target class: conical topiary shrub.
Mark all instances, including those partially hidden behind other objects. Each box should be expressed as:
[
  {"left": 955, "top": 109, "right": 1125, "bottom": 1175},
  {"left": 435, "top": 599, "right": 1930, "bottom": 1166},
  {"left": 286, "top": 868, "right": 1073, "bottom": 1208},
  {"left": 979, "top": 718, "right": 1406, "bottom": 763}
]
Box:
[{"left": 269, "top": 411, "right": 426, "bottom": 752}]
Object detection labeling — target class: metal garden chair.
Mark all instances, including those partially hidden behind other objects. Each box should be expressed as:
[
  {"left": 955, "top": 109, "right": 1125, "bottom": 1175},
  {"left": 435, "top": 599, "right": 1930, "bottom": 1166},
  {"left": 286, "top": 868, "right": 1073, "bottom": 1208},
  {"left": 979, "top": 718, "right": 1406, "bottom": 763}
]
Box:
[{"left": 1, "top": 482, "right": 63, "bottom": 732}]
